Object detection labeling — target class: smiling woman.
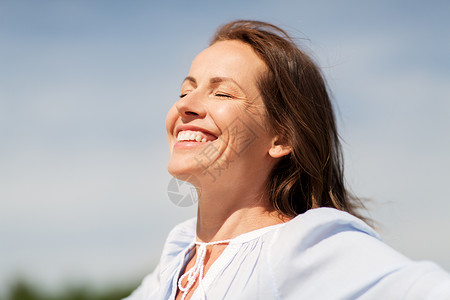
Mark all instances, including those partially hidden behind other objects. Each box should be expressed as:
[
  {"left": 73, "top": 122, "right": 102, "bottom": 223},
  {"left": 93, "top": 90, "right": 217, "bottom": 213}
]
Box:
[
  {"left": 124, "top": 20, "right": 450, "bottom": 300},
  {"left": 166, "top": 39, "right": 278, "bottom": 205}
]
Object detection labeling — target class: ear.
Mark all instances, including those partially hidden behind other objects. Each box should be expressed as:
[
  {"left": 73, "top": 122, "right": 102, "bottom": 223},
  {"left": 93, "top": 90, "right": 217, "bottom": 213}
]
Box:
[{"left": 268, "top": 136, "right": 292, "bottom": 158}]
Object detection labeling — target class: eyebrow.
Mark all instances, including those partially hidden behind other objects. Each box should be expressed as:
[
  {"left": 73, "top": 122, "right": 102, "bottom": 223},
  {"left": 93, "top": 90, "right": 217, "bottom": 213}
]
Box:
[
  {"left": 209, "top": 76, "right": 240, "bottom": 87},
  {"left": 182, "top": 76, "right": 245, "bottom": 91},
  {"left": 182, "top": 76, "right": 197, "bottom": 85}
]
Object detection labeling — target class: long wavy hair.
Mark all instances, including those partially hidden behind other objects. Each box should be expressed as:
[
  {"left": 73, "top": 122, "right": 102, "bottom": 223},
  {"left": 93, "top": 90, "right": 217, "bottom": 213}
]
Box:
[{"left": 211, "top": 20, "right": 366, "bottom": 220}]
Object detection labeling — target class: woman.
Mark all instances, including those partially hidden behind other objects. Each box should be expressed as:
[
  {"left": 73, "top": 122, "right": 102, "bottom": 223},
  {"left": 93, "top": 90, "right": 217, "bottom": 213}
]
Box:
[{"left": 125, "top": 20, "right": 450, "bottom": 299}]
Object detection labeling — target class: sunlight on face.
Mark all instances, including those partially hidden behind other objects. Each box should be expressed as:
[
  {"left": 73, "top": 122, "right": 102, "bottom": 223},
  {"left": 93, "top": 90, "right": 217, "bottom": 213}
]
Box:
[{"left": 166, "top": 40, "right": 276, "bottom": 186}]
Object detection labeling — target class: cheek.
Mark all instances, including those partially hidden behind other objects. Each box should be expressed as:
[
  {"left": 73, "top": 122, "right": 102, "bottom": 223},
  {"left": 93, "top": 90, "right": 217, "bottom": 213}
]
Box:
[
  {"left": 214, "top": 104, "right": 269, "bottom": 153},
  {"left": 233, "top": 110, "right": 273, "bottom": 155},
  {"left": 211, "top": 102, "right": 241, "bottom": 127}
]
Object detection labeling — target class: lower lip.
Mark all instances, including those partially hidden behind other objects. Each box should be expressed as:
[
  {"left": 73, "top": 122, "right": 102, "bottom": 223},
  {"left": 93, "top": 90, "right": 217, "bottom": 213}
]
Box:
[{"left": 174, "top": 141, "right": 212, "bottom": 149}]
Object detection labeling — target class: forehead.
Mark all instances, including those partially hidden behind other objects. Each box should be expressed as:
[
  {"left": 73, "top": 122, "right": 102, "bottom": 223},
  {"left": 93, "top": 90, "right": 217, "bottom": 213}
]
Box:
[{"left": 188, "top": 40, "right": 267, "bottom": 88}]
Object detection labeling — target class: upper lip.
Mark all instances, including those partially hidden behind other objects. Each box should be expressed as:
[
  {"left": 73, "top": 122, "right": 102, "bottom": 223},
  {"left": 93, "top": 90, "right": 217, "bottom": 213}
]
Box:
[{"left": 175, "top": 124, "right": 218, "bottom": 139}]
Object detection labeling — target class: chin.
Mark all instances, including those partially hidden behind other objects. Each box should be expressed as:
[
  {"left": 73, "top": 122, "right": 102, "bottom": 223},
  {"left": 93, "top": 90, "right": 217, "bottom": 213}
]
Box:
[{"left": 167, "top": 158, "right": 201, "bottom": 183}]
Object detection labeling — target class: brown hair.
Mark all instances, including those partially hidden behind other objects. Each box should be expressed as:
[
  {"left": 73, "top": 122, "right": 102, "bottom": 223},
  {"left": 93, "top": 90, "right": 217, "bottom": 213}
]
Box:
[{"left": 211, "top": 20, "right": 366, "bottom": 220}]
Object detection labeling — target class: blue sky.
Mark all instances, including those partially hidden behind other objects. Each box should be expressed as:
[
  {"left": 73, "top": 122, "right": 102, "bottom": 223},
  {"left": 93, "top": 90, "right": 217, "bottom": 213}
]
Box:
[{"left": 1, "top": 0, "right": 449, "bottom": 293}]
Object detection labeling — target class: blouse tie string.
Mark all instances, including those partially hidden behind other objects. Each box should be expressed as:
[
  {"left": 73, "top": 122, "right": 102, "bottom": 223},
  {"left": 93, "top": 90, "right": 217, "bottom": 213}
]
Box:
[{"left": 178, "top": 239, "right": 231, "bottom": 300}]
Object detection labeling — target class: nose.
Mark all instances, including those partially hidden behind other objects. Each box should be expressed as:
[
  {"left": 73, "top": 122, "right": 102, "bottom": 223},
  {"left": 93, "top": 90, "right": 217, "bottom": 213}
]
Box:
[{"left": 175, "top": 92, "right": 207, "bottom": 121}]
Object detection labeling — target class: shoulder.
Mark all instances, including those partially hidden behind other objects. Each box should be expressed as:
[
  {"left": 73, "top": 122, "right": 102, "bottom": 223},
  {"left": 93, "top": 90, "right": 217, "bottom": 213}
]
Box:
[
  {"left": 270, "top": 207, "right": 380, "bottom": 259},
  {"left": 267, "top": 208, "right": 407, "bottom": 298},
  {"left": 122, "top": 218, "right": 196, "bottom": 300},
  {"left": 268, "top": 208, "right": 379, "bottom": 263},
  {"left": 279, "top": 207, "right": 378, "bottom": 242},
  {"left": 269, "top": 207, "right": 384, "bottom": 269},
  {"left": 165, "top": 217, "right": 196, "bottom": 246},
  {"left": 278, "top": 206, "right": 406, "bottom": 259},
  {"left": 159, "top": 217, "right": 196, "bottom": 267},
  {"left": 267, "top": 208, "right": 450, "bottom": 299}
]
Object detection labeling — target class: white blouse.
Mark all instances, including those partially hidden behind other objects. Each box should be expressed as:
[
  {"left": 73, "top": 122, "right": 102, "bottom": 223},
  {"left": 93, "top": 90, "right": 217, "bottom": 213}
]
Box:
[{"left": 124, "top": 208, "right": 450, "bottom": 300}]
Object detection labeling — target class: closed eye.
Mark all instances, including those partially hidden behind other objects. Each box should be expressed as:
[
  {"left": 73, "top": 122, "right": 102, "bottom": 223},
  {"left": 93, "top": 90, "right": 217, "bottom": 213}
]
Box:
[
  {"left": 179, "top": 91, "right": 191, "bottom": 98},
  {"left": 215, "top": 93, "right": 233, "bottom": 99}
]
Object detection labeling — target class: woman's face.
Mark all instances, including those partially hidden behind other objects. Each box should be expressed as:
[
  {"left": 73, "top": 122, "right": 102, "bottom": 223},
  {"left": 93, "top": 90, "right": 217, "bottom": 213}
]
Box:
[{"left": 166, "top": 40, "right": 277, "bottom": 185}]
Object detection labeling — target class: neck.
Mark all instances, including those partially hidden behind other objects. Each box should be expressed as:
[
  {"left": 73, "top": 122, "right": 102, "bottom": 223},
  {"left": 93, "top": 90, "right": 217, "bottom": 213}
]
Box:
[{"left": 194, "top": 179, "right": 288, "bottom": 243}]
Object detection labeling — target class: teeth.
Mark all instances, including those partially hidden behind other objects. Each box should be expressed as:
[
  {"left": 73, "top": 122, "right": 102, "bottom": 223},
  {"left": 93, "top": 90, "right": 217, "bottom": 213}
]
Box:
[{"left": 176, "top": 131, "right": 210, "bottom": 142}]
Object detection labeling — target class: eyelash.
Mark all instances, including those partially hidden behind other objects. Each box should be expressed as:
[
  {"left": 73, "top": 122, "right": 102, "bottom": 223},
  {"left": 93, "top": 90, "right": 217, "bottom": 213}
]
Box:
[
  {"left": 215, "top": 93, "right": 233, "bottom": 99},
  {"left": 179, "top": 92, "right": 233, "bottom": 99}
]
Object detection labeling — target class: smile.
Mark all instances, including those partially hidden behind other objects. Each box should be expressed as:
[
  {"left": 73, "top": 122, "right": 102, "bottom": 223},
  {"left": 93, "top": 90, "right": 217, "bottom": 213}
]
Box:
[{"left": 176, "top": 130, "right": 215, "bottom": 143}]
